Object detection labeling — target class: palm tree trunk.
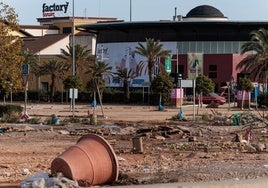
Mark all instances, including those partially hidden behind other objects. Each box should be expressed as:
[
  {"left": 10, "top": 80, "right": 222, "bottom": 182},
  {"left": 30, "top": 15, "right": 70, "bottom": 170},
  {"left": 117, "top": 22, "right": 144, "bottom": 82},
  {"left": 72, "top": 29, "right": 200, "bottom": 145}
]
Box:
[
  {"left": 124, "top": 80, "right": 130, "bottom": 102},
  {"left": 50, "top": 74, "right": 56, "bottom": 102}
]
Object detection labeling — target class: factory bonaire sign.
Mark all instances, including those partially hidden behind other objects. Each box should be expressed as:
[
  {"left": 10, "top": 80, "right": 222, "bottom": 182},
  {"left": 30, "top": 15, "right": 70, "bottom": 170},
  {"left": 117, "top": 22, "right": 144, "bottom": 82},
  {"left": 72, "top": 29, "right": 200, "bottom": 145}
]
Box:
[{"left": 42, "top": 2, "right": 69, "bottom": 17}]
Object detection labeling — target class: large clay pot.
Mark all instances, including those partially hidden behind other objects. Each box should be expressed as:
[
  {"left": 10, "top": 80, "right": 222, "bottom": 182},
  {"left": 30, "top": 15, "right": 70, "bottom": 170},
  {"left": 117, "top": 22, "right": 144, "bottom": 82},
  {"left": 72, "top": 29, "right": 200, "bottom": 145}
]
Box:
[{"left": 51, "top": 133, "right": 119, "bottom": 186}]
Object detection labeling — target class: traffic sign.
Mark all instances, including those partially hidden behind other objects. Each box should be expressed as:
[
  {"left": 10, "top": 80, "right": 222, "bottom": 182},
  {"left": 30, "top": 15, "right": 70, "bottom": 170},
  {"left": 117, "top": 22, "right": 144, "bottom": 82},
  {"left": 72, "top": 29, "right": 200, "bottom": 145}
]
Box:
[
  {"left": 22, "top": 64, "right": 30, "bottom": 75},
  {"left": 177, "top": 80, "right": 195, "bottom": 88}
]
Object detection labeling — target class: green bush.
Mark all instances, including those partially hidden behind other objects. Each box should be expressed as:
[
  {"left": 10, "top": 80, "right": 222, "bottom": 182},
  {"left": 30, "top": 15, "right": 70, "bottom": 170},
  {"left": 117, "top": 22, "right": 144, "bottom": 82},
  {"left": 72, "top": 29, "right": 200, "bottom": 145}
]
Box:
[
  {"left": 0, "top": 104, "right": 23, "bottom": 123},
  {"left": 0, "top": 104, "right": 23, "bottom": 117}
]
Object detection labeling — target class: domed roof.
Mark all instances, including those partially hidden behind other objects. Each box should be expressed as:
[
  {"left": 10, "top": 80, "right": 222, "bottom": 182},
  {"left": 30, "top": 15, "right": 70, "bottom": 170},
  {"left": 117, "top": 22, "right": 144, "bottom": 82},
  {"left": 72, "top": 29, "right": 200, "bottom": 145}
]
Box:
[{"left": 186, "top": 5, "right": 226, "bottom": 18}]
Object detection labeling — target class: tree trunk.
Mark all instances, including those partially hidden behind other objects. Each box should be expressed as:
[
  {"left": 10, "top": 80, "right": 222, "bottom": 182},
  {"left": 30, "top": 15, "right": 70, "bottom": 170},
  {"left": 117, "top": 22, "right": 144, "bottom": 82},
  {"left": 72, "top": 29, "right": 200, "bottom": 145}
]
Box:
[
  {"left": 124, "top": 80, "right": 130, "bottom": 102},
  {"left": 241, "top": 90, "right": 245, "bottom": 109},
  {"left": 50, "top": 74, "right": 56, "bottom": 102}
]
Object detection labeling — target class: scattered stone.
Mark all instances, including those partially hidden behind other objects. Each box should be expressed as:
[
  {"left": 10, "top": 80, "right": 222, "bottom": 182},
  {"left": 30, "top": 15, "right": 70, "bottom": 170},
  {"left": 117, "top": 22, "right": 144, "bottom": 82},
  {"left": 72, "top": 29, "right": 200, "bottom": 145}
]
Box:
[
  {"left": 188, "top": 136, "right": 196, "bottom": 142},
  {"left": 154, "top": 135, "right": 165, "bottom": 140},
  {"left": 22, "top": 168, "right": 30, "bottom": 175},
  {"left": 253, "top": 143, "right": 266, "bottom": 152},
  {"left": 2, "top": 172, "right": 11, "bottom": 177},
  {"left": 132, "top": 137, "right": 144, "bottom": 154},
  {"left": 58, "top": 130, "right": 70, "bottom": 135},
  {"left": 198, "top": 130, "right": 203, "bottom": 137}
]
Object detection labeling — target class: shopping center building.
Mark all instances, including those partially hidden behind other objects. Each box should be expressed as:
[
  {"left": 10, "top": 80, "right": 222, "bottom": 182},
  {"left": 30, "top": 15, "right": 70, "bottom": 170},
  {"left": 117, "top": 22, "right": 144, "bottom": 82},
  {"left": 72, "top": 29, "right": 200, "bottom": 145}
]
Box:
[
  {"left": 76, "top": 5, "right": 268, "bottom": 91},
  {"left": 19, "top": 4, "right": 268, "bottom": 93}
]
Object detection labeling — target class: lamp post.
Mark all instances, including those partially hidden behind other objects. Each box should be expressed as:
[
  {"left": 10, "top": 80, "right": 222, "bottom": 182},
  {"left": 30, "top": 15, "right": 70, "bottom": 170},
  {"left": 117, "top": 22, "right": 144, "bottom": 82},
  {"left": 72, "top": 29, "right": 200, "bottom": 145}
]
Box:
[
  {"left": 71, "top": 0, "right": 75, "bottom": 117},
  {"left": 130, "top": 0, "right": 132, "bottom": 22},
  {"left": 178, "top": 74, "right": 184, "bottom": 120}
]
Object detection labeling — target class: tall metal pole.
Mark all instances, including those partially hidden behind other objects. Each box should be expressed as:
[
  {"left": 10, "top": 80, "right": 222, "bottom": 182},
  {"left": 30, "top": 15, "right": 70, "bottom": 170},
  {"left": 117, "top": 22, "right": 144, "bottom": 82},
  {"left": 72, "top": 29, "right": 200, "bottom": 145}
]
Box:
[
  {"left": 176, "top": 47, "right": 178, "bottom": 74},
  {"left": 179, "top": 74, "right": 184, "bottom": 120},
  {"left": 193, "top": 79, "right": 196, "bottom": 121},
  {"left": 24, "top": 86, "right": 27, "bottom": 114},
  {"left": 130, "top": 0, "right": 132, "bottom": 22},
  {"left": 72, "top": 0, "right": 75, "bottom": 117}
]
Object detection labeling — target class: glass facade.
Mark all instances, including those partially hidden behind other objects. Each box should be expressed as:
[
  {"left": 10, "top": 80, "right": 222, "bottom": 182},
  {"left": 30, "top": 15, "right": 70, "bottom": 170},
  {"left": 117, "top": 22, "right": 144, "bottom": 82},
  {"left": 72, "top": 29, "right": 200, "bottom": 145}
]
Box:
[{"left": 177, "top": 41, "right": 246, "bottom": 54}]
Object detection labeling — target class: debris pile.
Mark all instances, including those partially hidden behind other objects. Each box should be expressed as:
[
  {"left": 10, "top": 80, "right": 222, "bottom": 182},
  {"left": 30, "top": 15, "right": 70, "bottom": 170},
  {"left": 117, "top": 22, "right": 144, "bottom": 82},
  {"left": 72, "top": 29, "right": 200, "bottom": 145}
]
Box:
[{"left": 20, "top": 172, "right": 79, "bottom": 188}]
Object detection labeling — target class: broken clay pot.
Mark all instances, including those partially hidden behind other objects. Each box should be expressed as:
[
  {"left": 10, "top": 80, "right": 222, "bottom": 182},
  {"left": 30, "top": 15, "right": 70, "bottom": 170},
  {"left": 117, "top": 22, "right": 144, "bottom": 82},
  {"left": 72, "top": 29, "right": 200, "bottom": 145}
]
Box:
[{"left": 51, "top": 133, "right": 119, "bottom": 186}]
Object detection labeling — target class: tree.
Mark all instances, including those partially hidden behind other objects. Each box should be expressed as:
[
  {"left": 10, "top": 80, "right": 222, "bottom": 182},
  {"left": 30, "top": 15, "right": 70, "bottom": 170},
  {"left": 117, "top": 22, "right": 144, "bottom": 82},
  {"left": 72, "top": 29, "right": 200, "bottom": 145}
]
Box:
[
  {"left": 21, "top": 50, "right": 40, "bottom": 89},
  {"left": 86, "top": 61, "right": 112, "bottom": 96},
  {"left": 39, "top": 59, "right": 68, "bottom": 101},
  {"left": 113, "top": 68, "right": 136, "bottom": 102},
  {"left": 135, "top": 38, "right": 171, "bottom": 83},
  {"left": 151, "top": 72, "right": 175, "bottom": 107},
  {"left": 196, "top": 74, "right": 215, "bottom": 95},
  {"left": 60, "top": 44, "right": 92, "bottom": 75},
  {"left": 236, "top": 76, "right": 254, "bottom": 109},
  {"left": 63, "top": 75, "right": 83, "bottom": 91},
  {"left": 0, "top": 2, "right": 24, "bottom": 97},
  {"left": 236, "top": 28, "right": 268, "bottom": 83},
  {"left": 85, "top": 60, "right": 112, "bottom": 117}
]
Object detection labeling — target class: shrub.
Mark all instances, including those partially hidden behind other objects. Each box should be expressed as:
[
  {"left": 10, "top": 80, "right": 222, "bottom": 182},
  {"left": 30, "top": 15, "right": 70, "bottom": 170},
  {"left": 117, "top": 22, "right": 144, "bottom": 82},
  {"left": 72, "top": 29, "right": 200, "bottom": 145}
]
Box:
[{"left": 0, "top": 104, "right": 23, "bottom": 123}]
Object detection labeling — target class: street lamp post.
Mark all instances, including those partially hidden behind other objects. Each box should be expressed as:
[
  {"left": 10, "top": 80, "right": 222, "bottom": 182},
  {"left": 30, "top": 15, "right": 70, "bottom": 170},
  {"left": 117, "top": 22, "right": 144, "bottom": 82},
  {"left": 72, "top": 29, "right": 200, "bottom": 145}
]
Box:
[
  {"left": 71, "top": 0, "right": 75, "bottom": 117},
  {"left": 130, "top": 0, "right": 132, "bottom": 22},
  {"left": 178, "top": 74, "right": 184, "bottom": 120}
]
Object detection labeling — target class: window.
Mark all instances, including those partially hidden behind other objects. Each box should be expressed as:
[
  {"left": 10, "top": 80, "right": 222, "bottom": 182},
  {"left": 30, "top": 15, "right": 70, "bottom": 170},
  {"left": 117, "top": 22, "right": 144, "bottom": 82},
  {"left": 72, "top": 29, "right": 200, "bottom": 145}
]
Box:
[
  {"left": 41, "top": 82, "right": 48, "bottom": 91},
  {"left": 63, "top": 27, "right": 72, "bottom": 34},
  {"left": 209, "top": 65, "right": 217, "bottom": 71},
  {"left": 209, "top": 72, "right": 217, "bottom": 78}
]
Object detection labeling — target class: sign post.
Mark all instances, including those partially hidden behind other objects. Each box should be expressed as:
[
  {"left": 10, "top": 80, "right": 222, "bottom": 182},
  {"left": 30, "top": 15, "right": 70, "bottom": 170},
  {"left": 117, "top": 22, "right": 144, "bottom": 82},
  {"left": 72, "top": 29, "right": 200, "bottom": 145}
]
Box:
[
  {"left": 69, "top": 88, "right": 78, "bottom": 117},
  {"left": 174, "top": 79, "right": 196, "bottom": 121}
]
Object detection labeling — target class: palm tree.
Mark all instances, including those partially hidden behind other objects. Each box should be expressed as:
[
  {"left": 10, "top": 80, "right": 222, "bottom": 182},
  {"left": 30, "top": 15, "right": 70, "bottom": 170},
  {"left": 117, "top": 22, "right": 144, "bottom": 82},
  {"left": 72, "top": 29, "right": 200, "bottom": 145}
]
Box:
[
  {"left": 86, "top": 61, "right": 112, "bottom": 117},
  {"left": 135, "top": 38, "right": 171, "bottom": 83},
  {"left": 113, "top": 68, "right": 136, "bottom": 102},
  {"left": 22, "top": 50, "right": 42, "bottom": 91},
  {"left": 60, "top": 44, "right": 92, "bottom": 75},
  {"left": 40, "top": 59, "right": 68, "bottom": 101},
  {"left": 86, "top": 61, "right": 112, "bottom": 99},
  {"left": 236, "top": 28, "right": 268, "bottom": 83}
]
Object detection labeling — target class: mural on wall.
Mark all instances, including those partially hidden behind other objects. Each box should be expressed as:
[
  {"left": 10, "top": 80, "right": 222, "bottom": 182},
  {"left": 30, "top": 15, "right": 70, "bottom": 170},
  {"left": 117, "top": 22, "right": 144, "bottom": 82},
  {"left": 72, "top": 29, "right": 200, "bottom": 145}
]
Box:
[
  {"left": 96, "top": 42, "right": 176, "bottom": 87},
  {"left": 96, "top": 43, "right": 143, "bottom": 87},
  {"left": 187, "top": 53, "right": 203, "bottom": 80}
]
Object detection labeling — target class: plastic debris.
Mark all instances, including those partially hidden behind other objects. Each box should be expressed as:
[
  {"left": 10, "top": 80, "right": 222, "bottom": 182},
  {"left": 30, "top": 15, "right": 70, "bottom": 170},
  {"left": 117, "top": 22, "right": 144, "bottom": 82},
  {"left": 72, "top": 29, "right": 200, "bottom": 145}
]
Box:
[{"left": 20, "top": 172, "right": 79, "bottom": 188}]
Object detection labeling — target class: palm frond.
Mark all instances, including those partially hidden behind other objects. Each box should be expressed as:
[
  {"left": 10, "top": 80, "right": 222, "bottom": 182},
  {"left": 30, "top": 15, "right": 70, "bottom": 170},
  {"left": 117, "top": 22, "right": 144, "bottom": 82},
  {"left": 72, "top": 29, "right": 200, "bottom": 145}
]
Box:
[{"left": 238, "top": 28, "right": 268, "bottom": 82}]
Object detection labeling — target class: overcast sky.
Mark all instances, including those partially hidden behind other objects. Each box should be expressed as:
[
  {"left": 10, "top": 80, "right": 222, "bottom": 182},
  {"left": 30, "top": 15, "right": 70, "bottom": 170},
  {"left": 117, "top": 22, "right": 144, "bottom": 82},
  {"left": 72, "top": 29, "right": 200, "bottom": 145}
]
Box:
[{"left": 4, "top": 0, "right": 268, "bottom": 25}]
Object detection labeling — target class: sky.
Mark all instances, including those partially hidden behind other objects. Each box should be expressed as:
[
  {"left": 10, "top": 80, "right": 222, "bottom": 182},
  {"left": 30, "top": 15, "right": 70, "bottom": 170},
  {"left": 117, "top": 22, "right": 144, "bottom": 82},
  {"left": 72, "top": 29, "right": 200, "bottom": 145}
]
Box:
[{"left": 3, "top": 0, "right": 268, "bottom": 25}]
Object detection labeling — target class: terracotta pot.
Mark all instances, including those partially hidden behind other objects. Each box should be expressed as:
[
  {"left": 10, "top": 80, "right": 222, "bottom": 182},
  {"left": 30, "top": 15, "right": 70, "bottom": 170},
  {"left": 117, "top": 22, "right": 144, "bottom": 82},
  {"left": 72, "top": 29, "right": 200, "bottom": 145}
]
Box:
[{"left": 51, "top": 133, "right": 119, "bottom": 186}]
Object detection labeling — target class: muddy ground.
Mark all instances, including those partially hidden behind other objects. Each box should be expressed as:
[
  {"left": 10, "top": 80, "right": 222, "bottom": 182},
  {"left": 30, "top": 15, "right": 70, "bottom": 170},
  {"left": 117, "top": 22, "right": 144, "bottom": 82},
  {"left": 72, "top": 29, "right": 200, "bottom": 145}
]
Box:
[{"left": 0, "top": 103, "right": 268, "bottom": 187}]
